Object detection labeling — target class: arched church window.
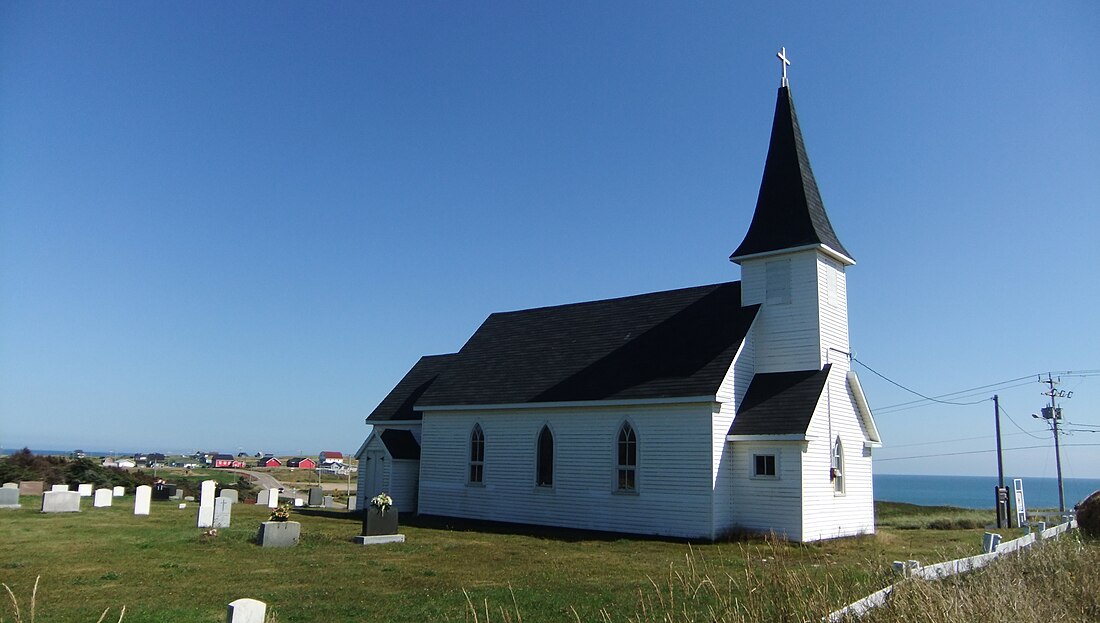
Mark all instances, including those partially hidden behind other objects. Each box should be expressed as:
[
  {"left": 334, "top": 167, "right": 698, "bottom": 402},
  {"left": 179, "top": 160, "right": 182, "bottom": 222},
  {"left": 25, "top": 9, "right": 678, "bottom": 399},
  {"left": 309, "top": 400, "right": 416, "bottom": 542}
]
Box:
[
  {"left": 616, "top": 422, "right": 637, "bottom": 491},
  {"left": 536, "top": 425, "right": 554, "bottom": 487},
  {"left": 831, "top": 436, "right": 844, "bottom": 493},
  {"left": 469, "top": 424, "right": 484, "bottom": 484}
]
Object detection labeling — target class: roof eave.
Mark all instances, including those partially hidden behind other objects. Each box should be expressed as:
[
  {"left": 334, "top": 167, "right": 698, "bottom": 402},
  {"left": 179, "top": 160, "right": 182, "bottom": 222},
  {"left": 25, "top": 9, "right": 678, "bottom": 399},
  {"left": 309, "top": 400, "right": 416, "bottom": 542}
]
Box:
[
  {"left": 725, "top": 433, "right": 812, "bottom": 442},
  {"left": 730, "top": 243, "right": 855, "bottom": 266},
  {"left": 418, "top": 394, "right": 720, "bottom": 413}
]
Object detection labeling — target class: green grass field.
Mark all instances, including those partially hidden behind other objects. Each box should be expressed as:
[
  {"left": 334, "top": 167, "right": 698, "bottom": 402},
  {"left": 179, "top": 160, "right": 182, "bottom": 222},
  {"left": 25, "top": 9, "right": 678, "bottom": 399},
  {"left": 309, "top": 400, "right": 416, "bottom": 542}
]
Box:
[{"left": 0, "top": 498, "right": 1039, "bottom": 623}]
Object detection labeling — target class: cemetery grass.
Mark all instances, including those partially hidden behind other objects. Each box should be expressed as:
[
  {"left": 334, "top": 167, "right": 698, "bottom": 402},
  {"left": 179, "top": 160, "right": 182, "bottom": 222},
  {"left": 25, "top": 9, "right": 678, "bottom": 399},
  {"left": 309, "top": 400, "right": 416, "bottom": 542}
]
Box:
[{"left": 0, "top": 500, "right": 1026, "bottom": 623}]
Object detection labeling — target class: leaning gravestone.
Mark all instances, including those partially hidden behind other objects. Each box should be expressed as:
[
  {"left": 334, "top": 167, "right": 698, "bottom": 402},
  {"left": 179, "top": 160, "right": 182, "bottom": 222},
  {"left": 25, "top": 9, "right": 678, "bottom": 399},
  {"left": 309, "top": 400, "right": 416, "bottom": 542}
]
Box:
[
  {"left": 19, "top": 481, "right": 44, "bottom": 496},
  {"left": 308, "top": 487, "right": 323, "bottom": 507},
  {"left": 267, "top": 489, "right": 279, "bottom": 509},
  {"left": 0, "top": 487, "right": 21, "bottom": 509},
  {"left": 213, "top": 497, "right": 232, "bottom": 528},
  {"left": 218, "top": 489, "right": 239, "bottom": 504},
  {"left": 93, "top": 488, "right": 113, "bottom": 508},
  {"left": 226, "top": 597, "right": 266, "bottom": 623},
  {"left": 51, "top": 484, "right": 69, "bottom": 492},
  {"left": 1076, "top": 489, "right": 1100, "bottom": 537},
  {"left": 42, "top": 490, "right": 80, "bottom": 513},
  {"left": 256, "top": 489, "right": 270, "bottom": 506},
  {"left": 77, "top": 483, "right": 93, "bottom": 497},
  {"left": 113, "top": 486, "right": 125, "bottom": 497},
  {"left": 134, "top": 485, "right": 152, "bottom": 516},
  {"left": 200, "top": 480, "right": 217, "bottom": 506}
]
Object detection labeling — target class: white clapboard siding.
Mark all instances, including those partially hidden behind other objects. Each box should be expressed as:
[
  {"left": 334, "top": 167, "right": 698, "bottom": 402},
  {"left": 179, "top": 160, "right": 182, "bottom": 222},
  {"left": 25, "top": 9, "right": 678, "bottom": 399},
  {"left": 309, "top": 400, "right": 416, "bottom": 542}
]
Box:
[
  {"left": 740, "top": 250, "right": 824, "bottom": 373},
  {"left": 800, "top": 368, "right": 875, "bottom": 541},
  {"left": 817, "top": 255, "right": 849, "bottom": 363},
  {"left": 357, "top": 431, "right": 420, "bottom": 513},
  {"left": 419, "top": 402, "right": 718, "bottom": 539},
  {"left": 728, "top": 440, "right": 805, "bottom": 539}
]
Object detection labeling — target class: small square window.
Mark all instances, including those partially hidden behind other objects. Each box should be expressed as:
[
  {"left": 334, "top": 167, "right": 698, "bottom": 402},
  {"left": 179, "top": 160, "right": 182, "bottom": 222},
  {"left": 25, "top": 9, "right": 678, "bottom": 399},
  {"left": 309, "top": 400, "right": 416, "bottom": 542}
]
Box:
[{"left": 753, "top": 454, "right": 776, "bottom": 477}]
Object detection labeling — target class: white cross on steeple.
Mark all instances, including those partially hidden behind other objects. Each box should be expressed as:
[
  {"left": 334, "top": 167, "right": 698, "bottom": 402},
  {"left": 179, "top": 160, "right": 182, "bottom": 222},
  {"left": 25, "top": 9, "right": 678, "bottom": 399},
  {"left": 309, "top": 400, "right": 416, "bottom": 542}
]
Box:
[{"left": 777, "top": 47, "right": 790, "bottom": 87}]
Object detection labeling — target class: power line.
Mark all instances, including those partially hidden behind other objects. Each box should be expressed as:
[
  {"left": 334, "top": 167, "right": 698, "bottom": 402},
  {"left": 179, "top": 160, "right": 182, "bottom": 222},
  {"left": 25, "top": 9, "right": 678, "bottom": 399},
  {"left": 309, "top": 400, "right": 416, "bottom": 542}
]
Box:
[
  {"left": 999, "top": 404, "right": 1047, "bottom": 440},
  {"left": 873, "top": 375, "right": 1035, "bottom": 413},
  {"left": 884, "top": 429, "right": 1045, "bottom": 450},
  {"left": 874, "top": 443, "right": 1100, "bottom": 462},
  {"left": 852, "top": 357, "right": 993, "bottom": 407}
]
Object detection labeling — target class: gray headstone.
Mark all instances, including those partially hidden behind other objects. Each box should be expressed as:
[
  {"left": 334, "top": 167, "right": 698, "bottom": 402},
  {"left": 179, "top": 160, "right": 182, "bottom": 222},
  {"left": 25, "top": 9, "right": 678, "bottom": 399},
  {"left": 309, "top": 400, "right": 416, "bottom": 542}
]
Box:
[
  {"left": 308, "top": 487, "right": 323, "bottom": 506},
  {"left": 134, "top": 485, "right": 152, "bottom": 515},
  {"left": 51, "top": 484, "right": 70, "bottom": 492},
  {"left": 213, "top": 497, "right": 232, "bottom": 528},
  {"left": 322, "top": 495, "right": 334, "bottom": 508},
  {"left": 347, "top": 496, "right": 356, "bottom": 511},
  {"left": 200, "top": 480, "right": 217, "bottom": 507},
  {"left": 226, "top": 598, "right": 267, "bottom": 623},
  {"left": 184, "top": 496, "right": 195, "bottom": 502},
  {"left": 0, "top": 487, "right": 21, "bottom": 509},
  {"left": 42, "top": 490, "right": 81, "bottom": 513},
  {"left": 2, "top": 482, "right": 17, "bottom": 489},
  {"left": 93, "top": 488, "right": 113, "bottom": 507},
  {"left": 218, "top": 489, "right": 239, "bottom": 504},
  {"left": 257, "top": 521, "right": 300, "bottom": 548},
  {"left": 256, "top": 489, "right": 270, "bottom": 506},
  {"left": 77, "top": 483, "right": 94, "bottom": 497},
  {"left": 113, "top": 486, "right": 125, "bottom": 497},
  {"left": 19, "top": 481, "right": 44, "bottom": 496}
]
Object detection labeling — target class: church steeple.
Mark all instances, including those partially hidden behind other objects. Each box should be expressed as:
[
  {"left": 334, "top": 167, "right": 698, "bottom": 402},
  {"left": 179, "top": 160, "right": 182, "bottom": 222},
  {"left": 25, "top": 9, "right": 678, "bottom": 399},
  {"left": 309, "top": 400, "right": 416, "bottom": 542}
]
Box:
[{"left": 730, "top": 72, "right": 853, "bottom": 266}]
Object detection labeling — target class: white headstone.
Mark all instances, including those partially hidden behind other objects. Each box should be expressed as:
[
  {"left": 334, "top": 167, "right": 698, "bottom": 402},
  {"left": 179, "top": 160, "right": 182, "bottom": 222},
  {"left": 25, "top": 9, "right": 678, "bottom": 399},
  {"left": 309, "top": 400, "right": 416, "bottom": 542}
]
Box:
[
  {"left": 51, "top": 484, "right": 69, "bottom": 492},
  {"left": 267, "top": 489, "right": 279, "bottom": 509},
  {"left": 41, "top": 490, "right": 81, "bottom": 513},
  {"left": 293, "top": 498, "right": 303, "bottom": 507},
  {"left": 134, "top": 485, "right": 152, "bottom": 515},
  {"left": 197, "top": 504, "right": 215, "bottom": 528},
  {"left": 347, "top": 496, "right": 356, "bottom": 511},
  {"left": 0, "top": 487, "right": 20, "bottom": 508},
  {"left": 256, "top": 489, "right": 270, "bottom": 506},
  {"left": 200, "top": 480, "right": 217, "bottom": 507},
  {"left": 213, "top": 497, "right": 232, "bottom": 528},
  {"left": 226, "top": 598, "right": 266, "bottom": 623},
  {"left": 179, "top": 503, "right": 187, "bottom": 509},
  {"left": 218, "top": 489, "right": 239, "bottom": 504},
  {"left": 77, "top": 483, "right": 94, "bottom": 497},
  {"left": 2, "top": 482, "right": 17, "bottom": 489},
  {"left": 112, "top": 486, "right": 125, "bottom": 497},
  {"left": 93, "top": 488, "right": 113, "bottom": 507}
]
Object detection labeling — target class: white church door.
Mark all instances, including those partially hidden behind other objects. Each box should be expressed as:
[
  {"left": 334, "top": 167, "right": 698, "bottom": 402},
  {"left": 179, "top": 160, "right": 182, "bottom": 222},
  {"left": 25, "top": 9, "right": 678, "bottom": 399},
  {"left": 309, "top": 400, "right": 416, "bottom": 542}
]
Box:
[{"left": 363, "top": 450, "right": 385, "bottom": 499}]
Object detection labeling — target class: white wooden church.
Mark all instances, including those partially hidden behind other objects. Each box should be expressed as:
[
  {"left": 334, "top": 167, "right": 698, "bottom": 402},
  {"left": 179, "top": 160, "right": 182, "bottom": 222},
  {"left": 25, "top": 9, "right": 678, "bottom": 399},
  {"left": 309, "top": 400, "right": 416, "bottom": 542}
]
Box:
[{"left": 356, "top": 58, "right": 881, "bottom": 542}]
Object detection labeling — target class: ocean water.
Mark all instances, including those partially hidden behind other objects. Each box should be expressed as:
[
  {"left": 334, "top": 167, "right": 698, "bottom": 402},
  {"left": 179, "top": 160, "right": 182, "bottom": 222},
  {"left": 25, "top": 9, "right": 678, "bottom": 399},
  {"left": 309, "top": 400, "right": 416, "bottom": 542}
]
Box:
[{"left": 874, "top": 473, "right": 1100, "bottom": 510}]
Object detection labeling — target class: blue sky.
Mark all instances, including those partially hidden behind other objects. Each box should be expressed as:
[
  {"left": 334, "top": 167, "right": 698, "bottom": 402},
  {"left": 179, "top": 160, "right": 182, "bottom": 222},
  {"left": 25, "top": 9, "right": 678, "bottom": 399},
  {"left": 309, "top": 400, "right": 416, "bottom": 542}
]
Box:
[{"left": 2, "top": 3, "right": 1097, "bottom": 479}]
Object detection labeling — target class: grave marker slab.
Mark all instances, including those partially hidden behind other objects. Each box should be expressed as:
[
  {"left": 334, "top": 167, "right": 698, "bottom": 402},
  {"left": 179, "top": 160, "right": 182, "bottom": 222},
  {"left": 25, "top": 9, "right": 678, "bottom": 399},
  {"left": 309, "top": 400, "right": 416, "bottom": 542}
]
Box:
[
  {"left": 113, "top": 486, "right": 125, "bottom": 497},
  {"left": 134, "top": 485, "right": 152, "bottom": 515},
  {"left": 213, "top": 497, "right": 232, "bottom": 528},
  {"left": 323, "top": 495, "right": 334, "bottom": 508},
  {"left": 217, "top": 489, "right": 239, "bottom": 504},
  {"left": 93, "top": 488, "right": 113, "bottom": 507},
  {"left": 256, "top": 489, "right": 270, "bottom": 506},
  {"left": 19, "top": 481, "right": 44, "bottom": 496},
  {"left": 42, "top": 490, "right": 80, "bottom": 513},
  {"left": 293, "top": 498, "right": 303, "bottom": 507},
  {"left": 347, "top": 497, "right": 356, "bottom": 511},
  {"left": 77, "top": 483, "right": 93, "bottom": 497},
  {"left": 226, "top": 598, "right": 267, "bottom": 623},
  {"left": 3, "top": 482, "right": 17, "bottom": 489},
  {"left": 198, "top": 504, "right": 215, "bottom": 528},
  {"left": 200, "top": 480, "right": 217, "bottom": 507},
  {"left": 51, "top": 484, "right": 69, "bottom": 492},
  {"left": 267, "top": 489, "right": 279, "bottom": 509},
  {"left": 0, "top": 487, "right": 21, "bottom": 509},
  {"left": 257, "top": 521, "right": 299, "bottom": 547},
  {"left": 308, "top": 487, "right": 323, "bottom": 507}
]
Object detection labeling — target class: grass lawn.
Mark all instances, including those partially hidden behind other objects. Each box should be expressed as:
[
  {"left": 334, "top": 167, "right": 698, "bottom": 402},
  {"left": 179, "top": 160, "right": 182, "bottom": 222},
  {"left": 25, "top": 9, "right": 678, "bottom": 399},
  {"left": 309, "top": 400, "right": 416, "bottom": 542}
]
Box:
[{"left": 0, "top": 498, "right": 1023, "bottom": 623}]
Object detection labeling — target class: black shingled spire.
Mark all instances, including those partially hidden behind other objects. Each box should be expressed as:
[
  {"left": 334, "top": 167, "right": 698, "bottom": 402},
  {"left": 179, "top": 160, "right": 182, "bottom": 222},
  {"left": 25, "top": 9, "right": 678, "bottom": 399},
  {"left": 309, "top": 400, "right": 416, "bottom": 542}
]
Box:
[{"left": 730, "top": 86, "right": 852, "bottom": 264}]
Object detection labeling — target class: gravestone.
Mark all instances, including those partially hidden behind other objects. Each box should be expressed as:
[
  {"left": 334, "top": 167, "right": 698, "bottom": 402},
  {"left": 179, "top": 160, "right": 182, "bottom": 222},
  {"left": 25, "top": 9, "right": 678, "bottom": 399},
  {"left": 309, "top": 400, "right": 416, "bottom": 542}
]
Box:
[
  {"left": 293, "top": 498, "right": 304, "bottom": 507},
  {"left": 93, "top": 488, "right": 113, "bottom": 507},
  {"left": 153, "top": 484, "right": 170, "bottom": 501},
  {"left": 355, "top": 503, "right": 404, "bottom": 545},
  {"left": 200, "top": 480, "right": 217, "bottom": 506},
  {"left": 308, "top": 487, "right": 323, "bottom": 506},
  {"left": 267, "top": 489, "right": 279, "bottom": 509},
  {"left": 213, "top": 497, "right": 232, "bottom": 528},
  {"left": 77, "top": 483, "right": 93, "bottom": 497},
  {"left": 197, "top": 504, "right": 215, "bottom": 528},
  {"left": 19, "top": 481, "right": 44, "bottom": 496},
  {"left": 257, "top": 521, "right": 300, "bottom": 547},
  {"left": 134, "top": 485, "right": 152, "bottom": 515},
  {"left": 0, "top": 487, "right": 21, "bottom": 509},
  {"left": 218, "top": 489, "right": 239, "bottom": 504},
  {"left": 2, "top": 482, "right": 17, "bottom": 489},
  {"left": 226, "top": 597, "right": 266, "bottom": 623},
  {"left": 113, "top": 486, "right": 125, "bottom": 497},
  {"left": 51, "top": 484, "right": 69, "bottom": 492},
  {"left": 256, "top": 489, "right": 270, "bottom": 506},
  {"left": 184, "top": 496, "right": 195, "bottom": 502},
  {"left": 42, "top": 490, "right": 80, "bottom": 513},
  {"left": 166, "top": 484, "right": 178, "bottom": 497},
  {"left": 322, "top": 495, "right": 334, "bottom": 508},
  {"left": 347, "top": 496, "right": 356, "bottom": 511}
]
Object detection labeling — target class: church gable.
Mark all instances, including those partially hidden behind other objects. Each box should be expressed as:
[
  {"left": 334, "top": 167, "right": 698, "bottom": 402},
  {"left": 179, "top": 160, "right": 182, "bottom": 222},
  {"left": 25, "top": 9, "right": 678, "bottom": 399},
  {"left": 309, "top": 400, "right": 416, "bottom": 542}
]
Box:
[{"left": 417, "top": 282, "right": 758, "bottom": 408}]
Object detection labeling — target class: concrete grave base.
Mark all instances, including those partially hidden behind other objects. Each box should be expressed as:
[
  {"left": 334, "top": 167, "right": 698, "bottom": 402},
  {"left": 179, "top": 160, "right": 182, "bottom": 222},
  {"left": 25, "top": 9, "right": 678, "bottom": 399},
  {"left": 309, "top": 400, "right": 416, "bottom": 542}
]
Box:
[
  {"left": 257, "top": 521, "right": 300, "bottom": 548},
  {"left": 354, "top": 534, "right": 406, "bottom": 545}
]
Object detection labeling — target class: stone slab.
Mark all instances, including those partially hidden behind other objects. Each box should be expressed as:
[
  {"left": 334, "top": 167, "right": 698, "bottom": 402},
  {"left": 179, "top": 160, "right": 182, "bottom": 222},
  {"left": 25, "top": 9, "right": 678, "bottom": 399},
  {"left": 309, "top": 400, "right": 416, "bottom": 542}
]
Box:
[
  {"left": 347, "top": 497, "right": 356, "bottom": 511},
  {"left": 256, "top": 489, "right": 270, "bottom": 506},
  {"left": 200, "top": 480, "right": 217, "bottom": 507},
  {"left": 197, "top": 504, "right": 215, "bottom": 528},
  {"left": 354, "top": 534, "right": 406, "bottom": 545},
  {"left": 113, "top": 486, "right": 125, "bottom": 497},
  {"left": 217, "top": 489, "right": 239, "bottom": 504},
  {"left": 41, "top": 490, "right": 80, "bottom": 513},
  {"left": 2, "top": 482, "right": 17, "bottom": 488},
  {"left": 77, "top": 483, "right": 93, "bottom": 497},
  {"left": 93, "top": 488, "right": 113, "bottom": 507},
  {"left": 19, "top": 481, "right": 44, "bottom": 496},
  {"left": 323, "top": 495, "right": 334, "bottom": 508},
  {"left": 134, "top": 485, "right": 151, "bottom": 515},
  {"left": 267, "top": 490, "right": 279, "bottom": 509},
  {"left": 257, "top": 521, "right": 300, "bottom": 548},
  {"left": 308, "top": 487, "right": 323, "bottom": 507},
  {"left": 213, "top": 497, "right": 232, "bottom": 528},
  {"left": 226, "top": 597, "right": 267, "bottom": 623},
  {"left": 51, "top": 484, "right": 70, "bottom": 492},
  {"left": 0, "top": 487, "right": 20, "bottom": 509}
]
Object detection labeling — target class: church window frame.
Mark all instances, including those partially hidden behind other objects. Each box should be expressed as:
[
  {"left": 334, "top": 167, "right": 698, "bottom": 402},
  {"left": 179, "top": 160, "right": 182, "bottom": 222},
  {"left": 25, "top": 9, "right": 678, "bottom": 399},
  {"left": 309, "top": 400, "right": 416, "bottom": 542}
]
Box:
[
  {"left": 752, "top": 452, "right": 778, "bottom": 479},
  {"left": 615, "top": 421, "right": 638, "bottom": 492},
  {"left": 468, "top": 423, "right": 485, "bottom": 485},
  {"left": 831, "top": 436, "right": 845, "bottom": 494},
  {"left": 536, "top": 424, "right": 554, "bottom": 488}
]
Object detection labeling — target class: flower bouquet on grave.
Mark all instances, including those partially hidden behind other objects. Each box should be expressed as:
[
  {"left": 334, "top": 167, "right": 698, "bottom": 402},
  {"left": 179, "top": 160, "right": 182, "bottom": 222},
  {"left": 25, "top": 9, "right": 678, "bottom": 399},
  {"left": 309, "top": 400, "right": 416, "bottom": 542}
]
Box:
[
  {"left": 269, "top": 503, "right": 292, "bottom": 522},
  {"left": 370, "top": 492, "right": 393, "bottom": 516}
]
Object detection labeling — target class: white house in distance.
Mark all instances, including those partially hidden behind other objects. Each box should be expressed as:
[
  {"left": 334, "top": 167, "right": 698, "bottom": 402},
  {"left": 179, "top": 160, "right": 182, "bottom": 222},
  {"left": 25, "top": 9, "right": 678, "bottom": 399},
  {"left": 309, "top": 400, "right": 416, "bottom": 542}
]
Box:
[{"left": 357, "top": 61, "right": 881, "bottom": 542}]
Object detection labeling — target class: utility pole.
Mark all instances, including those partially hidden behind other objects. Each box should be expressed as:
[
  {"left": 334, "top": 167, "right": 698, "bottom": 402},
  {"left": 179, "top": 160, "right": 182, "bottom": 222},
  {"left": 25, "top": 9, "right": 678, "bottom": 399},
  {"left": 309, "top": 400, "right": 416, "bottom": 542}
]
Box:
[
  {"left": 993, "top": 394, "right": 1009, "bottom": 527},
  {"left": 1038, "top": 374, "right": 1067, "bottom": 513}
]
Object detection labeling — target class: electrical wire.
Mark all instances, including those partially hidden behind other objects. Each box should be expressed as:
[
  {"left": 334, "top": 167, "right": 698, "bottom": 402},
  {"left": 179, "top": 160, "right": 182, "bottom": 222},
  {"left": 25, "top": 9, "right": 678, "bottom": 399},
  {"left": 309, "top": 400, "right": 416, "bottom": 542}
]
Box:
[
  {"left": 852, "top": 357, "right": 993, "bottom": 406},
  {"left": 999, "top": 404, "right": 1047, "bottom": 440},
  {"left": 873, "top": 375, "right": 1035, "bottom": 413},
  {"left": 874, "top": 442, "right": 1100, "bottom": 462}
]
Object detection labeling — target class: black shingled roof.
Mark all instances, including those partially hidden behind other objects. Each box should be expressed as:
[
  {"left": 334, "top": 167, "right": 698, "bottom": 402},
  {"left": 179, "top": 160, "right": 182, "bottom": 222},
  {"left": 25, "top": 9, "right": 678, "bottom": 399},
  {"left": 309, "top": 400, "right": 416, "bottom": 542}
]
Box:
[
  {"left": 730, "top": 86, "right": 852, "bottom": 262},
  {"left": 727, "top": 364, "right": 831, "bottom": 436},
  {"left": 380, "top": 429, "right": 421, "bottom": 460},
  {"left": 367, "top": 354, "right": 456, "bottom": 422},
  {"left": 416, "top": 282, "right": 759, "bottom": 407}
]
